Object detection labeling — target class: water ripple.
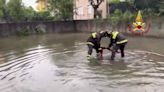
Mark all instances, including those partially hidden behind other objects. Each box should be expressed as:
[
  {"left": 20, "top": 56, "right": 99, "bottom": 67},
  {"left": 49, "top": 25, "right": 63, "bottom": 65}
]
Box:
[{"left": 0, "top": 35, "right": 164, "bottom": 92}]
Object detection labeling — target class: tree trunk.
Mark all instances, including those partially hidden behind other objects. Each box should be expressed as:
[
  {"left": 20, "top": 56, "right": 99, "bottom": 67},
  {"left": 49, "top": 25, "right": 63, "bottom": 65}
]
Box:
[
  {"left": 94, "top": 8, "right": 97, "bottom": 18},
  {"left": 89, "top": 0, "right": 103, "bottom": 19},
  {"left": 93, "top": 5, "right": 100, "bottom": 18}
]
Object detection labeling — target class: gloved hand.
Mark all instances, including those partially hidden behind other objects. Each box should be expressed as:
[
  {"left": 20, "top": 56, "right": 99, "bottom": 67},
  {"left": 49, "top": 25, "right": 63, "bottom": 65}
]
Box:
[
  {"left": 107, "top": 47, "right": 111, "bottom": 50},
  {"left": 96, "top": 53, "right": 101, "bottom": 57},
  {"left": 97, "top": 52, "right": 103, "bottom": 59},
  {"left": 100, "top": 47, "right": 107, "bottom": 49},
  {"left": 98, "top": 48, "right": 102, "bottom": 51},
  {"left": 87, "top": 54, "right": 92, "bottom": 60}
]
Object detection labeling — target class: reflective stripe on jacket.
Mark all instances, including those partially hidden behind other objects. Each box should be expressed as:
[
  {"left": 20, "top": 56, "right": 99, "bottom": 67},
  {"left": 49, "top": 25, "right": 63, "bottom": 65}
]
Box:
[
  {"left": 87, "top": 42, "right": 94, "bottom": 46},
  {"left": 116, "top": 39, "right": 128, "bottom": 44},
  {"left": 109, "top": 31, "right": 128, "bottom": 47}
]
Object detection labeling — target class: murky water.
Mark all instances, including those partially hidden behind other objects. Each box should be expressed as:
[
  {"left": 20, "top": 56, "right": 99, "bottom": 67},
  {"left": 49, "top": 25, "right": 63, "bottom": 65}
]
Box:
[{"left": 0, "top": 33, "right": 164, "bottom": 92}]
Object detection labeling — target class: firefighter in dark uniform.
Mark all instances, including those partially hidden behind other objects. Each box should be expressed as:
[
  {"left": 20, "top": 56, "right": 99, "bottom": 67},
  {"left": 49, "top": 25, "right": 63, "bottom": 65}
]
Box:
[
  {"left": 87, "top": 31, "right": 108, "bottom": 59},
  {"left": 108, "top": 31, "right": 128, "bottom": 60}
]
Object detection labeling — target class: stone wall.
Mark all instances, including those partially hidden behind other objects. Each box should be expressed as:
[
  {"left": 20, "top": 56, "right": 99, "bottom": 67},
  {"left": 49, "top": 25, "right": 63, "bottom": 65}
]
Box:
[
  {"left": 0, "top": 21, "right": 76, "bottom": 37},
  {"left": 0, "top": 17, "right": 163, "bottom": 37}
]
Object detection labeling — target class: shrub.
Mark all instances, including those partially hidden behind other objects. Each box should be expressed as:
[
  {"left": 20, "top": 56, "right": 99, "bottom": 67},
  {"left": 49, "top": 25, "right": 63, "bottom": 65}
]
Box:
[{"left": 16, "top": 27, "right": 30, "bottom": 36}]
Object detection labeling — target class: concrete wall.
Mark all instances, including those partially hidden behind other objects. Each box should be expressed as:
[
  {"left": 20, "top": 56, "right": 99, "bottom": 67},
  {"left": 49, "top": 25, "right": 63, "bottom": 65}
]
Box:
[
  {"left": 0, "top": 17, "right": 164, "bottom": 37},
  {"left": 146, "top": 17, "right": 164, "bottom": 37},
  {"left": 0, "top": 21, "right": 76, "bottom": 37},
  {"left": 75, "top": 18, "right": 164, "bottom": 38},
  {"left": 75, "top": 20, "right": 110, "bottom": 32}
]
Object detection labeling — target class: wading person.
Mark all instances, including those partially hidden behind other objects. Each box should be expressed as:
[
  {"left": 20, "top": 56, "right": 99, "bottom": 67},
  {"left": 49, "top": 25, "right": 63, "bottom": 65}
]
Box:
[
  {"left": 87, "top": 31, "right": 108, "bottom": 59},
  {"left": 107, "top": 31, "right": 128, "bottom": 60}
]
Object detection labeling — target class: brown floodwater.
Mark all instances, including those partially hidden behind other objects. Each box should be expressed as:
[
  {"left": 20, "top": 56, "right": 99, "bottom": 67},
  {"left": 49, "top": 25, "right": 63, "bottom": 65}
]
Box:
[{"left": 0, "top": 33, "right": 164, "bottom": 92}]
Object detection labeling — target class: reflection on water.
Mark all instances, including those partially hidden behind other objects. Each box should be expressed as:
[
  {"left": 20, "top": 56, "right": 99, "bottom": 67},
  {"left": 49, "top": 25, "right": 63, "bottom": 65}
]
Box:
[{"left": 0, "top": 33, "right": 164, "bottom": 92}]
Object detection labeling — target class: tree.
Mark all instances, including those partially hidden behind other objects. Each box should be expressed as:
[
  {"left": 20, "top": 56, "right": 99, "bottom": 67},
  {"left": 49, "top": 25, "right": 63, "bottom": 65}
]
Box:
[
  {"left": 89, "top": 0, "right": 104, "bottom": 18},
  {"left": 23, "top": 6, "right": 36, "bottom": 21},
  {"left": 0, "top": 0, "right": 6, "bottom": 21},
  {"left": 48, "top": 0, "right": 73, "bottom": 20},
  {"left": 32, "top": 11, "right": 54, "bottom": 21},
  {"left": 158, "top": 0, "right": 164, "bottom": 15},
  {"left": 134, "top": 0, "right": 159, "bottom": 11},
  {"left": 7, "top": 0, "right": 26, "bottom": 21},
  {"left": 108, "top": 0, "right": 120, "bottom": 4},
  {"left": 107, "top": 9, "right": 123, "bottom": 30}
]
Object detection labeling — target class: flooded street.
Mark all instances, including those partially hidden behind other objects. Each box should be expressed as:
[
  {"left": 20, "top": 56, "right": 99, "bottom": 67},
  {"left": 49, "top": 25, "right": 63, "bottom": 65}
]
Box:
[{"left": 0, "top": 33, "right": 164, "bottom": 92}]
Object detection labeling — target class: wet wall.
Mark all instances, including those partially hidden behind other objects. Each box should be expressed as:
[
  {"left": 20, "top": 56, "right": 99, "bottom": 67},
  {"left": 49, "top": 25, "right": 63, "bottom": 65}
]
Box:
[
  {"left": 0, "top": 17, "right": 163, "bottom": 37},
  {"left": 0, "top": 21, "right": 76, "bottom": 37}
]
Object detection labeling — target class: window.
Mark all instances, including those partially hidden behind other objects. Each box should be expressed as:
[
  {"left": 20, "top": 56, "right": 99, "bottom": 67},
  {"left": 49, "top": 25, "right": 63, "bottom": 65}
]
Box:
[
  {"left": 88, "top": 5, "right": 93, "bottom": 14},
  {"left": 78, "top": 7, "right": 83, "bottom": 15}
]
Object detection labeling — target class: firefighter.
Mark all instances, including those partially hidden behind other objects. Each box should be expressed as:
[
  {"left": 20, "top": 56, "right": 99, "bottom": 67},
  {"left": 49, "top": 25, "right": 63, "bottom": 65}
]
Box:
[
  {"left": 107, "top": 31, "right": 128, "bottom": 60},
  {"left": 87, "top": 31, "right": 108, "bottom": 59}
]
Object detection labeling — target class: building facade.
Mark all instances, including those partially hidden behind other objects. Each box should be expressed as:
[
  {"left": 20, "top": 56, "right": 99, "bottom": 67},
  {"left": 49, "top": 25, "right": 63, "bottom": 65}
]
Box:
[{"left": 74, "top": 0, "right": 107, "bottom": 20}]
